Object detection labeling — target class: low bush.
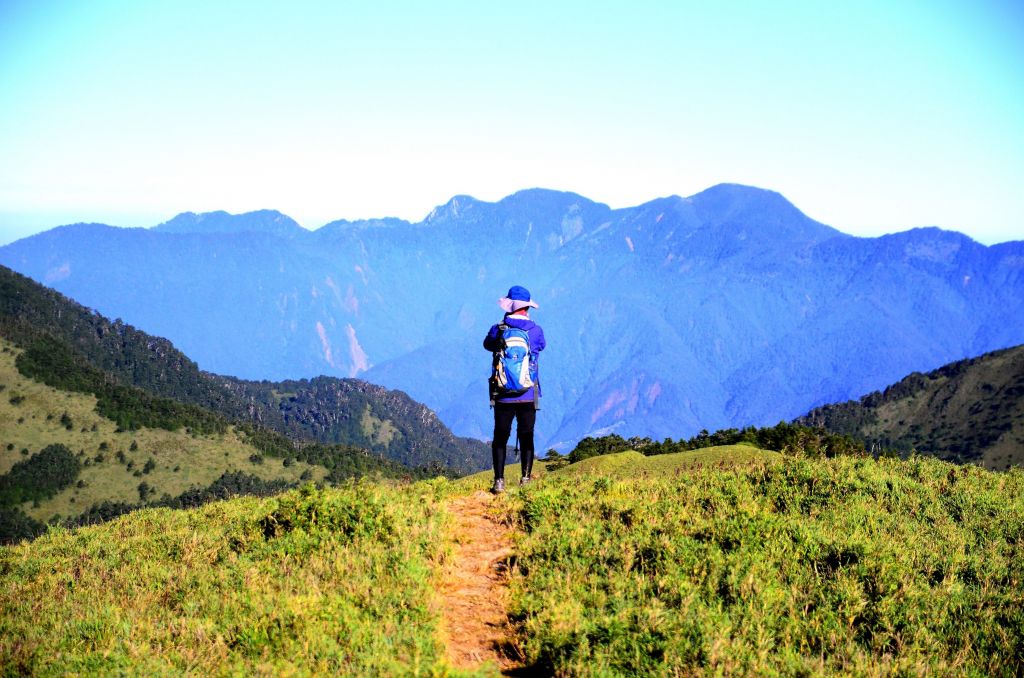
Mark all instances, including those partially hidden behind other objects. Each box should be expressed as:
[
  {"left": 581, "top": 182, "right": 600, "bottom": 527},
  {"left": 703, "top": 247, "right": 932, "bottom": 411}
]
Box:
[{"left": 505, "top": 455, "right": 1024, "bottom": 674}]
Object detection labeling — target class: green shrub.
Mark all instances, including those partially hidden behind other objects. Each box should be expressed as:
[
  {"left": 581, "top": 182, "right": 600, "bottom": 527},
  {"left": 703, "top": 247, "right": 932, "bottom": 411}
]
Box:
[
  {"left": 0, "top": 444, "right": 81, "bottom": 509},
  {"left": 505, "top": 455, "right": 1024, "bottom": 675},
  {"left": 0, "top": 483, "right": 447, "bottom": 674}
]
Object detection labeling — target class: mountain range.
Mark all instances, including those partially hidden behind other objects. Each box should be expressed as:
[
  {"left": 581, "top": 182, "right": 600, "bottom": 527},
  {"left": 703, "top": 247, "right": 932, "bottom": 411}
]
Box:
[{"left": 2, "top": 184, "right": 1022, "bottom": 449}]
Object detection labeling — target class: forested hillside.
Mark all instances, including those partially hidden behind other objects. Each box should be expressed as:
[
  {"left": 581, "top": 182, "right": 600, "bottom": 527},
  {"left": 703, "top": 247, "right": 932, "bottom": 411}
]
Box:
[
  {"left": 799, "top": 345, "right": 1024, "bottom": 469},
  {"left": 0, "top": 339, "right": 419, "bottom": 543},
  {"left": 0, "top": 264, "right": 488, "bottom": 473}
]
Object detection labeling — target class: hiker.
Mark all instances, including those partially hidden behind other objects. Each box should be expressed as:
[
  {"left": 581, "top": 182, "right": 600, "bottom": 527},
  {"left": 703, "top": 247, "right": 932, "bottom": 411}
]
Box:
[{"left": 484, "top": 285, "right": 546, "bottom": 493}]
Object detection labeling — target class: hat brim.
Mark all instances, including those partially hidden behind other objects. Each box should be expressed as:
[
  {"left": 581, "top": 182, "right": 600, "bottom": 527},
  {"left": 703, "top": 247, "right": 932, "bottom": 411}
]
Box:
[{"left": 499, "top": 297, "right": 539, "bottom": 312}]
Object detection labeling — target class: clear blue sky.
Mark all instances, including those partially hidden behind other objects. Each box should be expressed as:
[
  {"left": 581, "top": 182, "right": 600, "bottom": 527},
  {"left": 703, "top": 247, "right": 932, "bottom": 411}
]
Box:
[{"left": 1, "top": 0, "right": 1022, "bottom": 245}]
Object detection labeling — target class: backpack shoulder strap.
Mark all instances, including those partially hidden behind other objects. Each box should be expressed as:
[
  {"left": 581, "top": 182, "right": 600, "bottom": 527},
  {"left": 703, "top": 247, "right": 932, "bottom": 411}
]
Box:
[{"left": 495, "top": 323, "right": 509, "bottom": 351}]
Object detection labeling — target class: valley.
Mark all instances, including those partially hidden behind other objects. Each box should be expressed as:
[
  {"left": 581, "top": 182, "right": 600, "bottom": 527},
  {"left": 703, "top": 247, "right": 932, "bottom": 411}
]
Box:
[{"left": 4, "top": 184, "right": 1021, "bottom": 449}]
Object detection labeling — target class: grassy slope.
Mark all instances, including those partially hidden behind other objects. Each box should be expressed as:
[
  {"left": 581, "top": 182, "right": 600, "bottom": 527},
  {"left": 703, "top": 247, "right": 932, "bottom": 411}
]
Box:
[
  {"left": 0, "top": 483, "right": 448, "bottom": 675},
  {"left": 561, "top": 444, "right": 781, "bottom": 478},
  {"left": 862, "top": 347, "right": 1024, "bottom": 470},
  {"left": 3, "top": 445, "right": 1022, "bottom": 675},
  {"left": 0, "top": 340, "right": 325, "bottom": 522},
  {"left": 506, "top": 453, "right": 1024, "bottom": 675},
  {"left": 800, "top": 344, "right": 1024, "bottom": 470},
  {"left": 449, "top": 444, "right": 779, "bottom": 494}
]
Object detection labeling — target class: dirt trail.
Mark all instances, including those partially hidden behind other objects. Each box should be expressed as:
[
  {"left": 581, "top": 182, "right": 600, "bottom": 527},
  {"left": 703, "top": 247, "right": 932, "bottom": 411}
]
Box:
[{"left": 440, "top": 489, "right": 521, "bottom": 673}]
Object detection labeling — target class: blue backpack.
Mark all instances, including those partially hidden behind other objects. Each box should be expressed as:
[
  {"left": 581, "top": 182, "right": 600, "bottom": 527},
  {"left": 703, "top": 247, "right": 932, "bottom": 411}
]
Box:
[{"left": 490, "top": 324, "right": 536, "bottom": 400}]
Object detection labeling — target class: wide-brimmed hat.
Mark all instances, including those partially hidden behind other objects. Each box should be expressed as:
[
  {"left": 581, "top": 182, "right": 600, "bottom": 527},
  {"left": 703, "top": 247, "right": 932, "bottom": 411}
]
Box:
[{"left": 498, "top": 285, "right": 538, "bottom": 313}]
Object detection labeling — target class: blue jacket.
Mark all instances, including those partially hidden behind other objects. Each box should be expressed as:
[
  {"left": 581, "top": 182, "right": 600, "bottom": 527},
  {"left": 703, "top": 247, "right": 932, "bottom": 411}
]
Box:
[{"left": 484, "top": 313, "right": 546, "bottom": 403}]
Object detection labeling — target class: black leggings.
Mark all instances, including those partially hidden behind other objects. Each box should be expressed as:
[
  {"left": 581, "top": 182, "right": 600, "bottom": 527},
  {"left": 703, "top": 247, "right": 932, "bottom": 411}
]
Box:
[{"left": 492, "top": 402, "right": 536, "bottom": 481}]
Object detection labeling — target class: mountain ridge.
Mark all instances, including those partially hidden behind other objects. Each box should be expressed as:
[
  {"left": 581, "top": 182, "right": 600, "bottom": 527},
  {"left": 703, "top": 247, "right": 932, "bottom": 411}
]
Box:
[
  {"left": 0, "top": 264, "right": 489, "bottom": 473},
  {"left": 2, "top": 183, "right": 1021, "bottom": 450},
  {"left": 153, "top": 209, "right": 306, "bottom": 237},
  {"left": 798, "top": 344, "right": 1024, "bottom": 469}
]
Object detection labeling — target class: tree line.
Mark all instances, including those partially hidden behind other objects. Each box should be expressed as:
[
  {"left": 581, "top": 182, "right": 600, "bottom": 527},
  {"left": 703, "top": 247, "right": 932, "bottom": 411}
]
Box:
[{"left": 564, "top": 421, "right": 866, "bottom": 464}]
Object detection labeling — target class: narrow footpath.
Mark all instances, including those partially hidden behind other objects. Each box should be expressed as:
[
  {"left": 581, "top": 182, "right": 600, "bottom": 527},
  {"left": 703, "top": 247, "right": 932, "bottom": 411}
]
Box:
[{"left": 440, "top": 490, "right": 522, "bottom": 674}]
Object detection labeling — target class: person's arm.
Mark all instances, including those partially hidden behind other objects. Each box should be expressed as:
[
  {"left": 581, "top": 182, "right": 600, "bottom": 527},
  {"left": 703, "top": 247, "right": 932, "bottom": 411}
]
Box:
[
  {"left": 483, "top": 324, "right": 502, "bottom": 351},
  {"left": 531, "top": 325, "right": 546, "bottom": 353}
]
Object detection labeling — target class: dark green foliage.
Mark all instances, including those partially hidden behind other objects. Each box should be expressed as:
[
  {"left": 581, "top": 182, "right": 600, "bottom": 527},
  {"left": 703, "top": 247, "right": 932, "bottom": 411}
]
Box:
[
  {"left": 252, "top": 375, "right": 487, "bottom": 472},
  {"left": 235, "top": 423, "right": 297, "bottom": 458},
  {"left": 15, "top": 334, "right": 227, "bottom": 435},
  {"left": 0, "top": 266, "right": 229, "bottom": 411},
  {"left": 799, "top": 345, "right": 1024, "bottom": 468},
  {"left": 9, "top": 393, "right": 24, "bottom": 405},
  {"left": 544, "top": 449, "right": 569, "bottom": 472},
  {"left": 70, "top": 472, "right": 296, "bottom": 531},
  {"left": 164, "top": 472, "right": 292, "bottom": 509},
  {"left": 0, "top": 444, "right": 80, "bottom": 507},
  {"left": 129, "top": 440, "right": 138, "bottom": 451},
  {"left": 67, "top": 500, "right": 138, "bottom": 527},
  {"left": 294, "top": 443, "right": 437, "bottom": 483},
  {"left": 60, "top": 411, "right": 72, "bottom": 430},
  {"left": 567, "top": 422, "right": 865, "bottom": 464},
  {"left": 567, "top": 434, "right": 632, "bottom": 463},
  {"left": 142, "top": 458, "right": 156, "bottom": 474},
  {"left": 0, "top": 507, "right": 46, "bottom": 544},
  {"left": 259, "top": 484, "right": 394, "bottom": 548}
]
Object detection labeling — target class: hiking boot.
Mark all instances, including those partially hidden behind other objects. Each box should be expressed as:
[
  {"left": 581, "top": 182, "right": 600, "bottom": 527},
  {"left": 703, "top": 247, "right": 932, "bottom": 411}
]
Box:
[
  {"left": 491, "top": 478, "right": 505, "bottom": 494},
  {"left": 519, "top": 476, "right": 531, "bottom": 486}
]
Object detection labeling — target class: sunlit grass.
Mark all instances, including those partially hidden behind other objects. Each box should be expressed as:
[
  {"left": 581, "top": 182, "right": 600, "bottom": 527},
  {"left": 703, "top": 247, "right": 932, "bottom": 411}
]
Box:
[
  {"left": 4, "top": 417, "right": 1022, "bottom": 675},
  {"left": 504, "top": 454, "right": 1024, "bottom": 675},
  {"left": 0, "top": 483, "right": 448, "bottom": 675},
  {"left": 0, "top": 341, "right": 324, "bottom": 522}
]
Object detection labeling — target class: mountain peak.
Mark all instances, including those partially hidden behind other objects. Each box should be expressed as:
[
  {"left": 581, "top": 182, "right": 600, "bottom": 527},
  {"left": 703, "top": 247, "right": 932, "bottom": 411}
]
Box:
[
  {"left": 688, "top": 183, "right": 841, "bottom": 241},
  {"left": 502, "top": 187, "right": 591, "bottom": 202},
  {"left": 690, "top": 183, "right": 795, "bottom": 210},
  {"left": 153, "top": 209, "right": 305, "bottom": 237},
  {"left": 424, "top": 195, "right": 482, "bottom": 223},
  {"left": 496, "top": 187, "right": 604, "bottom": 214}
]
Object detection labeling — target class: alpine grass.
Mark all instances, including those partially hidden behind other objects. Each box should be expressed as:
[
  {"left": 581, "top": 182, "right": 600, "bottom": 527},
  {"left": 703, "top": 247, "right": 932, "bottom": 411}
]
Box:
[
  {"left": 505, "top": 454, "right": 1024, "bottom": 675},
  {"left": 0, "top": 482, "right": 448, "bottom": 675}
]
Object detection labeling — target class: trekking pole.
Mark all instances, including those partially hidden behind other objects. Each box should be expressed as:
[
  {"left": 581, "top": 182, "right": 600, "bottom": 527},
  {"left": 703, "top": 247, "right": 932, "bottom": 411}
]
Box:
[{"left": 513, "top": 421, "right": 520, "bottom": 462}]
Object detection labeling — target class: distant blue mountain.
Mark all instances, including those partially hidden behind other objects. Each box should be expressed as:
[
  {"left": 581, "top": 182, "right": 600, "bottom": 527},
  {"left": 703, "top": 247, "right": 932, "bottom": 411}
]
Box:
[
  {"left": 2, "top": 183, "right": 1022, "bottom": 450},
  {"left": 153, "top": 209, "right": 305, "bottom": 237}
]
